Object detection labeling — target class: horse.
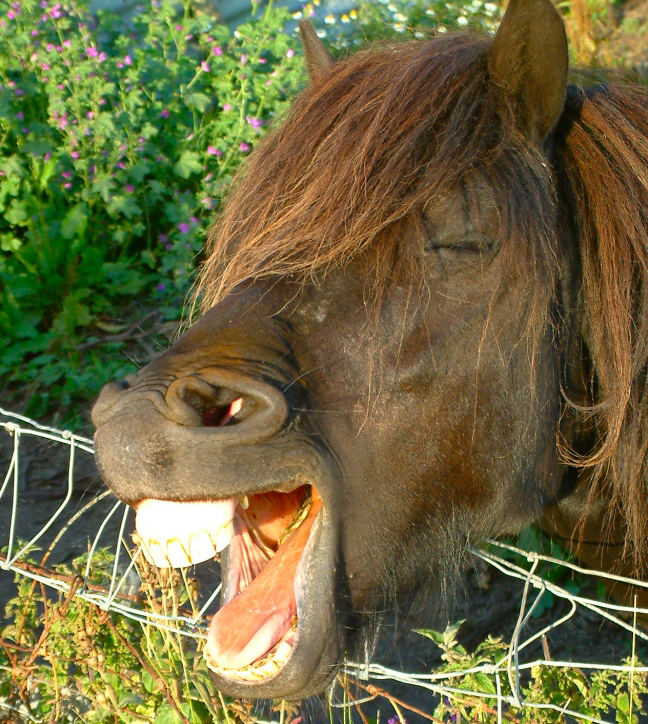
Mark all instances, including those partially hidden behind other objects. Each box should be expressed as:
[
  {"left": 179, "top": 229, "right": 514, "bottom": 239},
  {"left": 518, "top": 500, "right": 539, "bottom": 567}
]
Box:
[{"left": 91, "top": 0, "right": 648, "bottom": 701}]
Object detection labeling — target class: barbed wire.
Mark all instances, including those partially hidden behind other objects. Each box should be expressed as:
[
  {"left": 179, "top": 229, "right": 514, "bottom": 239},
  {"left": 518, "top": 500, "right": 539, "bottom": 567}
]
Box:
[{"left": 1, "top": 405, "right": 646, "bottom": 723}]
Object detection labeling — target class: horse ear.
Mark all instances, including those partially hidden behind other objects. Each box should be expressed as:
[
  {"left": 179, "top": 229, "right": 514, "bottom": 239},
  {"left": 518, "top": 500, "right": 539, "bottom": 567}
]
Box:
[
  {"left": 488, "top": 0, "right": 568, "bottom": 143},
  {"left": 298, "top": 19, "right": 335, "bottom": 80}
]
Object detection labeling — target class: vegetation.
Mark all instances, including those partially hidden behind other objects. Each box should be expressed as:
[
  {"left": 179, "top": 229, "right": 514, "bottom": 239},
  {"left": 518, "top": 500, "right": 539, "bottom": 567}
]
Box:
[
  {"left": 1, "top": 545, "right": 647, "bottom": 723},
  {"left": 1, "top": 0, "right": 648, "bottom": 721}
]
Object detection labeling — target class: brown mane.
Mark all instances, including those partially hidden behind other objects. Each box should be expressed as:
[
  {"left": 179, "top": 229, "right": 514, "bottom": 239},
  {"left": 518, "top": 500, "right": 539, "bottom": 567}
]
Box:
[
  {"left": 557, "top": 83, "right": 648, "bottom": 561},
  {"left": 197, "top": 34, "right": 648, "bottom": 562}
]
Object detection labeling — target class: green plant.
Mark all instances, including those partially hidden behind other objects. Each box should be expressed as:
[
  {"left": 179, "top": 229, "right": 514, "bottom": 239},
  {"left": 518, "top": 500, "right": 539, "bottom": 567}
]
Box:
[{"left": 0, "top": 0, "right": 305, "bottom": 423}]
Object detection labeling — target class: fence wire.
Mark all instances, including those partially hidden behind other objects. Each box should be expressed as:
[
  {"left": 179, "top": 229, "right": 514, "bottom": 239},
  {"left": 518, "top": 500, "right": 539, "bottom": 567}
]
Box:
[{"left": 1, "top": 405, "right": 647, "bottom": 723}]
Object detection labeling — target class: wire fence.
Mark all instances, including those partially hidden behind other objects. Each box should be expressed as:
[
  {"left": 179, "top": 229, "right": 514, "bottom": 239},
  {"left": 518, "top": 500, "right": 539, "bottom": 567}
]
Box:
[{"left": 1, "top": 405, "right": 647, "bottom": 723}]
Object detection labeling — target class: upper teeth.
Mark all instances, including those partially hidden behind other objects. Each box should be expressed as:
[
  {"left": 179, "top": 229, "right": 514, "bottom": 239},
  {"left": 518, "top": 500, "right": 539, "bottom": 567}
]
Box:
[{"left": 135, "top": 499, "right": 237, "bottom": 568}]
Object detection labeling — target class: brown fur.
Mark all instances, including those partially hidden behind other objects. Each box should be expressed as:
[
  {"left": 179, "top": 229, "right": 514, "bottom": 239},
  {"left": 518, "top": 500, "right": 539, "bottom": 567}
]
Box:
[{"left": 197, "top": 38, "right": 648, "bottom": 566}]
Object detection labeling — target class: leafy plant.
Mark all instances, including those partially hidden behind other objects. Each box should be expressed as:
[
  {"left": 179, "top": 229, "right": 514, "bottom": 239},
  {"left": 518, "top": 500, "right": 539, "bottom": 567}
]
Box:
[{"left": 0, "top": 0, "right": 305, "bottom": 423}]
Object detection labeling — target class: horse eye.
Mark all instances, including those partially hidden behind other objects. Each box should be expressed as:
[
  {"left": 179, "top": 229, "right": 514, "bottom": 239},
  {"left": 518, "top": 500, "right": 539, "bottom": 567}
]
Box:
[{"left": 425, "top": 236, "right": 494, "bottom": 255}]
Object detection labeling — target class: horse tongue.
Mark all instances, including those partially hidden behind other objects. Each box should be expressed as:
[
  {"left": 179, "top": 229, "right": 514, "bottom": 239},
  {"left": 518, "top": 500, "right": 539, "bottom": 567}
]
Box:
[{"left": 206, "top": 499, "right": 321, "bottom": 671}]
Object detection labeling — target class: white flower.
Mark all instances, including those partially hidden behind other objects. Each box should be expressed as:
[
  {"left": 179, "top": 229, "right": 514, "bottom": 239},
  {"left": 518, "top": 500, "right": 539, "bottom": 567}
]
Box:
[
  {"left": 437, "top": 24, "right": 447, "bottom": 33},
  {"left": 425, "top": 7, "right": 435, "bottom": 16},
  {"left": 394, "top": 11, "right": 406, "bottom": 21},
  {"left": 484, "top": 2, "right": 497, "bottom": 14},
  {"left": 393, "top": 22, "right": 405, "bottom": 32},
  {"left": 292, "top": 10, "right": 302, "bottom": 18},
  {"left": 457, "top": 15, "right": 468, "bottom": 25},
  {"left": 316, "top": 28, "right": 327, "bottom": 37},
  {"left": 324, "top": 13, "right": 335, "bottom": 23}
]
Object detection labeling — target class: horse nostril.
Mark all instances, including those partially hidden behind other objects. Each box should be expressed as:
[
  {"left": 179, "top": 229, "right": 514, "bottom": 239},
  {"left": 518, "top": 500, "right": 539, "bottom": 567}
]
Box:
[
  {"left": 201, "top": 397, "right": 244, "bottom": 427},
  {"left": 165, "top": 376, "right": 248, "bottom": 428},
  {"left": 92, "top": 379, "right": 132, "bottom": 427}
]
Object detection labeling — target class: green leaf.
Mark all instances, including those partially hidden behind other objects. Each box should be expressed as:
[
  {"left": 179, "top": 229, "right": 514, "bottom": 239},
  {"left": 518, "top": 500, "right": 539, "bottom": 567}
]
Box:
[
  {"left": 184, "top": 91, "right": 211, "bottom": 113},
  {"left": 39, "top": 157, "right": 57, "bottom": 190},
  {"left": 2, "top": 155, "right": 24, "bottom": 179},
  {"left": 173, "top": 151, "right": 202, "bottom": 179},
  {"left": 108, "top": 195, "right": 142, "bottom": 219},
  {"left": 5, "top": 199, "right": 28, "bottom": 226},
  {"left": 153, "top": 704, "right": 183, "bottom": 724},
  {"left": 21, "top": 140, "right": 54, "bottom": 157},
  {"left": 473, "top": 672, "right": 496, "bottom": 694},
  {"left": 94, "top": 112, "right": 116, "bottom": 135},
  {"left": 128, "top": 162, "right": 151, "bottom": 183},
  {"left": 61, "top": 203, "right": 88, "bottom": 240},
  {"left": 91, "top": 176, "right": 116, "bottom": 203}
]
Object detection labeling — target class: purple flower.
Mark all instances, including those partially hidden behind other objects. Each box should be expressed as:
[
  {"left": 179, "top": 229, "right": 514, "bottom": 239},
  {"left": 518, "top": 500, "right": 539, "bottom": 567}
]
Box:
[
  {"left": 49, "top": 3, "right": 62, "bottom": 17},
  {"left": 16, "top": 111, "right": 23, "bottom": 120},
  {"left": 89, "top": 164, "right": 95, "bottom": 175},
  {"left": 46, "top": 43, "right": 55, "bottom": 51},
  {"left": 124, "top": 54, "right": 132, "bottom": 65},
  {"left": 201, "top": 197, "right": 212, "bottom": 207},
  {"left": 7, "top": 10, "right": 15, "bottom": 19},
  {"left": 125, "top": 184, "right": 134, "bottom": 192},
  {"left": 240, "top": 53, "right": 247, "bottom": 65},
  {"left": 166, "top": 243, "right": 173, "bottom": 250},
  {"left": 116, "top": 162, "right": 126, "bottom": 169},
  {"left": 117, "top": 61, "right": 123, "bottom": 68},
  {"left": 71, "top": 151, "right": 79, "bottom": 159},
  {"left": 87, "top": 111, "right": 94, "bottom": 119},
  {"left": 98, "top": 52, "right": 106, "bottom": 63},
  {"left": 63, "top": 38, "right": 71, "bottom": 47},
  {"left": 259, "top": 57, "right": 266, "bottom": 64},
  {"left": 190, "top": 216, "right": 198, "bottom": 224},
  {"left": 211, "top": 45, "right": 222, "bottom": 56},
  {"left": 22, "top": 127, "right": 28, "bottom": 134},
  {"left": 160, "top": 109, "right": 170, "bottom": 118},
  {"left": 62, "top": 171, "right": 72, "bottom": 179},
  {"left": 178, "top": 222, "right": 190, "bottom": 234},
  {"left": 201, "top": 60, "right": 209, "bottom": 72},
  {"left": 239, "top": 142, "right": 250, "bottom": 152},
  {"left": 85, "top": 46, "right": 98, "bottom": 58},
  {"left": 207, "top": 146, "right": 222, "bottom": 156},
  {"left": 286, "top": 48, "right": 294, "bottom": 58},
  {"left": 222, "top": 103, "right": 232, "bottom": 111},
  {"left": 41, "top": 62, "right": 50, "bottom": 70},
  {"left": 157, "top": 283, "right": 165, "bottom": 291},
  {"left": 64, "top": 182, "right": 72, "bottom": 188},
  {"left": 57, "top": 83, "right": 64, "bottom": 90},
  {"left": 246, "top": 115, "right": 262, "bottom": 129},
  {"left": 31, "top": 28, "right": 38, "bottom": 36},
  {"left": 175, "top": 24, "right": 182, "bottom": 30},
  {"left": 158, "top": 233, "right": 168, "bottom": 243}
]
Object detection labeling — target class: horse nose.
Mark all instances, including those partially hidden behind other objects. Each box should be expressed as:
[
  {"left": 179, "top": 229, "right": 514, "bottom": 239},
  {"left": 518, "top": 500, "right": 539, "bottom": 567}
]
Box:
[{"left": 163, "top": 372, "right": 289, "bottom": 442}]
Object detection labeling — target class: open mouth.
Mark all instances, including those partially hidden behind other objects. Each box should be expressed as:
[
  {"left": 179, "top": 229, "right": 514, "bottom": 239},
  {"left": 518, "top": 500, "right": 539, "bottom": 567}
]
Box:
[{"left": 133, "top": 477, "right": 321, "bottom": 683}]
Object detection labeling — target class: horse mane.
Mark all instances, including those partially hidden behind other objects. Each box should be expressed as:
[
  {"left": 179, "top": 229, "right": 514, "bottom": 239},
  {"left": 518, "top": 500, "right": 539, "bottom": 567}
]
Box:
[
  {"left": 197, "top": 34, "right": 557, "bottom": 310},
  {"left": 196, "top": 32, "right": 648, "bottom": 563},
  {"left": 556, "top": 83, "right": 648, "bottom": 562}
]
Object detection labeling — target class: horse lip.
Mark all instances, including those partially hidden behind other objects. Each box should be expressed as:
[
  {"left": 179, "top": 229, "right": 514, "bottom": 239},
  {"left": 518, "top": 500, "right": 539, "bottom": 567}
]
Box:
[{"left": 207, "top": 502, "right": 344, "bottom": 699}]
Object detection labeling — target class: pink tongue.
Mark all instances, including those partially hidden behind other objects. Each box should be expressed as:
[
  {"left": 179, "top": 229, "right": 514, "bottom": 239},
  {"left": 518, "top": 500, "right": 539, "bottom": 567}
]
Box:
[{"left": 206, "top": 499, "right": 321, "bottom": 670}]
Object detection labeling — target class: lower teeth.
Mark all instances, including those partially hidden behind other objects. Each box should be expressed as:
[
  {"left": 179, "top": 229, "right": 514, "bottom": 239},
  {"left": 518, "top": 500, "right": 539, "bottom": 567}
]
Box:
[{"left": 207, "top": 623, "right": 297, "bottom": 680}]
